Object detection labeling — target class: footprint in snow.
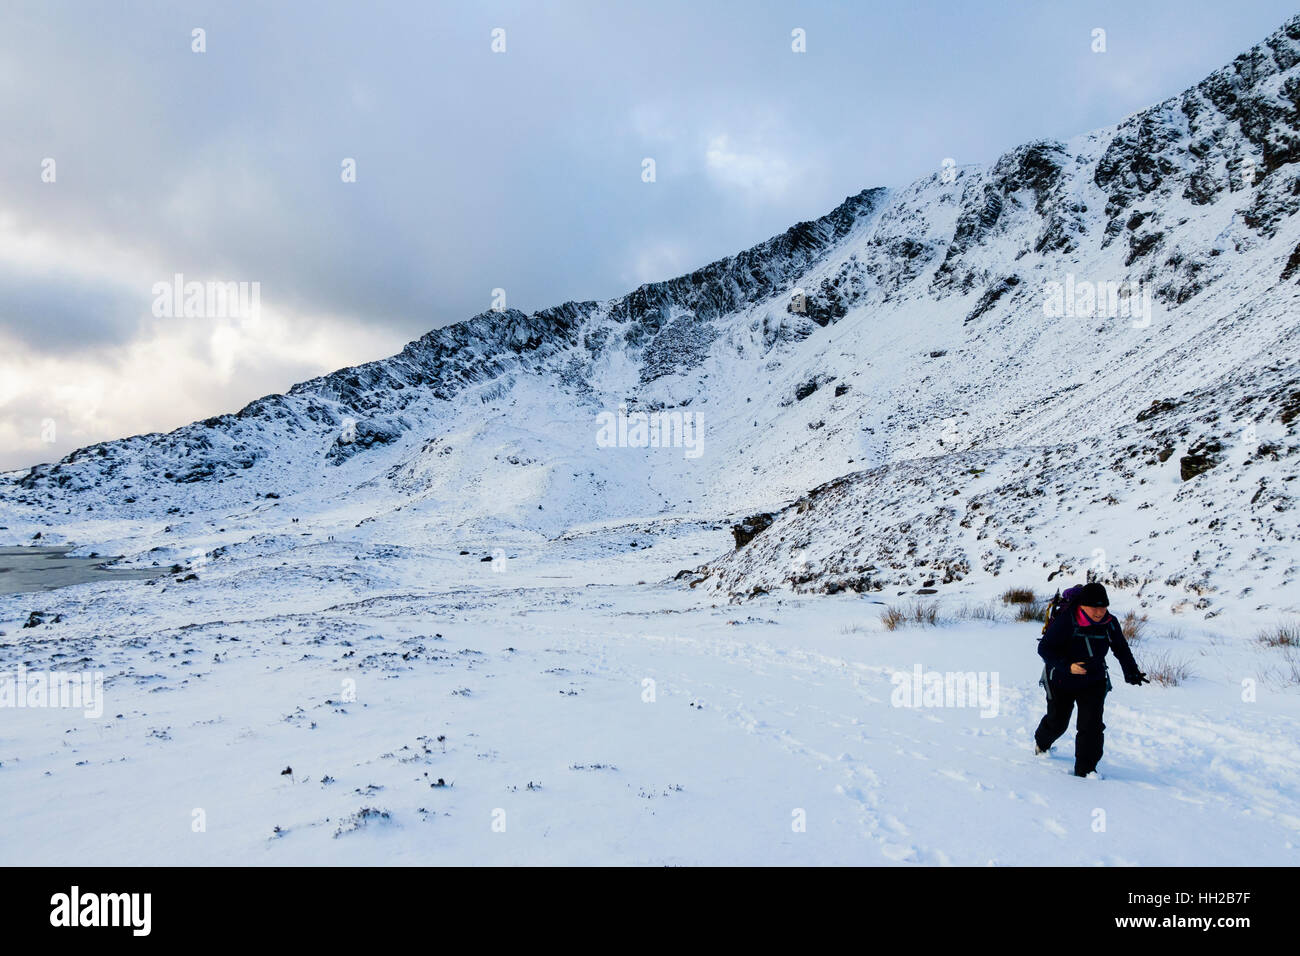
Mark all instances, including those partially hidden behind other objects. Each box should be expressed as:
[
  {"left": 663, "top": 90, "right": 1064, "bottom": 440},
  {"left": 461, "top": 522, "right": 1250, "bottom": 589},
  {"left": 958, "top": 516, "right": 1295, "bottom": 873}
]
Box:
[
  {"left": 879, "top": 842, "right": 919, "bottom": 863},
  {"left": 883, "top": 813, "right": 909, "bottom": 836},
  {"left": 834, "top": 783, "right": 877, "bottom": 807}
]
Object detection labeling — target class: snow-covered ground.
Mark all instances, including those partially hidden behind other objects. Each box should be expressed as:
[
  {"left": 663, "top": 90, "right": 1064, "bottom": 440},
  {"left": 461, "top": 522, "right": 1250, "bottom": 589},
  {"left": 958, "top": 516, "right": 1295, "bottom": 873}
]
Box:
[{"left": 2, "top": 523, "right": 1296, "bottom": 865}]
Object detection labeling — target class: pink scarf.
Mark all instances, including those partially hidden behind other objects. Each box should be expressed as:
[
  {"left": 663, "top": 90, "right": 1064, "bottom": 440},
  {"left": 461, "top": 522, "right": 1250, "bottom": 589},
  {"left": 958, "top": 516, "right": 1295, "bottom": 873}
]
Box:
[{"left": 1076, "top": 606, "right": 1109, "bottom": 626}]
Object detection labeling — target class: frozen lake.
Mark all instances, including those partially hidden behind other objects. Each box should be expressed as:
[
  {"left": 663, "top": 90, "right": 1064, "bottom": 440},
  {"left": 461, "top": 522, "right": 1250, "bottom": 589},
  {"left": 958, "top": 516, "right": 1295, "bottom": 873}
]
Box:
[{"left": 0, "top": 546, "right": 159, "bottom": 596}]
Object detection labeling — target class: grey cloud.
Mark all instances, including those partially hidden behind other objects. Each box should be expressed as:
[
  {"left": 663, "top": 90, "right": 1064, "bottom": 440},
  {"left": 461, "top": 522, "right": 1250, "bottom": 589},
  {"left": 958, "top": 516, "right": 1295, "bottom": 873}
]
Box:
[
  {"left": 0, "top": 263, "right": 144, "bottom": 354},
  {"left": 1, "top": 0, "right": 1295, "bottom": 351}
]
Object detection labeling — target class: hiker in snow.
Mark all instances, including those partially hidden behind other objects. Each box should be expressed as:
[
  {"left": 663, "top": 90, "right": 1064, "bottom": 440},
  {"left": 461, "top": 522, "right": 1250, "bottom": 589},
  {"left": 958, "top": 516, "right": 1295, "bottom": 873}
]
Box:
[{"left": 1034, "top": 582, "right": 1149, "bottom": 777}]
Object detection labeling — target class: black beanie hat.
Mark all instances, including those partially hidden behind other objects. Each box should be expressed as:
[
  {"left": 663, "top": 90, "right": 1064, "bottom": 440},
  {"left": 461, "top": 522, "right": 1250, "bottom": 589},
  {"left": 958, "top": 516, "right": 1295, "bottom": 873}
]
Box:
[{"left": 1078, "top": 582, "right": 1109, "bottom": 606}]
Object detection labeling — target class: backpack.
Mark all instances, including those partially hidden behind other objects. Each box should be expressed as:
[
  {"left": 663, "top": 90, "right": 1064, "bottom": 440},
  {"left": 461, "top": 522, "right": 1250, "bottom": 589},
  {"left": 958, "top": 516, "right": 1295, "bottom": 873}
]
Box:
[
  {"left": 1038, "top": 584, "right": 1093, "bottom": 699},
  {"left": 1039, "top": 584, "right": 1116, "bottom": 695},
  {"left": 1040, "top": 585, "right": 1085, "bottom": 636}
]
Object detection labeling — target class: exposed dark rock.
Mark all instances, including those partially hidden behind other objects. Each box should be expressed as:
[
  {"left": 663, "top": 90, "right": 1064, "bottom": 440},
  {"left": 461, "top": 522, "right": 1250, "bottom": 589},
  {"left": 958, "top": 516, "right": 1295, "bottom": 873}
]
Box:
[
  {"left": 1125, "top": 230, "right": 1165, "bottom": 266},
  {"left": 326, "top": 419, "right": 403, "bottom": 464},
  {"left": 965, "top": 275, "right": 1021, "bottom": 324},
  {"left": 1282, "top": 241, "right": 1300, "bottom": 281},
  {"left": 731, "top": 513, "right": 776, "bottom": 549},
  {"left": 639, "top": 314, "right": 719, "bottom": 383},
  {"left": 1180, "top": 439, "right": 1224, "bottom": 480},
  {"left": 1278, "top": 388, "right": 1300, "bottom": 425},
  {"left": 933, "top": 141, "right": 1067, "bottom": 294},
  {"left": 1137, "top": 398, "right": 1181, "bottom": 421},
  {"left": 612, "top": 188, "right": 887, "bottom": 329},
  {"left": 794, "top": 379, "right": 819, "bottom": 401}
]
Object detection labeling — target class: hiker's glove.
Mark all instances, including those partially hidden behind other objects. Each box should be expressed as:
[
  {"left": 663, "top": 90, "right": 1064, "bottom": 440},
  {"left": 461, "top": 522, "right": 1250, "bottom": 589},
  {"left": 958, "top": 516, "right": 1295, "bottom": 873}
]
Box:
[{"left": 1126, "top": 672, "right": 1150, "bottom": 686}]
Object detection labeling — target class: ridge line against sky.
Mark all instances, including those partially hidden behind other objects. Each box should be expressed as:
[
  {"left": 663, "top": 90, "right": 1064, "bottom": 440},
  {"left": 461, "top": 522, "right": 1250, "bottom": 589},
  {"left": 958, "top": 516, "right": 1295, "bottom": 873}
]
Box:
[{"left": 1, "top": 0, "right": 1296, "bottom": 471}]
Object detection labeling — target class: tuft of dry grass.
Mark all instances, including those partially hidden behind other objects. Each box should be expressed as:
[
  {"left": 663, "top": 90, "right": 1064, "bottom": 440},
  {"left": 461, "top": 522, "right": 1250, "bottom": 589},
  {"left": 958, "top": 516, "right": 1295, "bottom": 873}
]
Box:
[
  {"left": 951, "top": 601, "right": 1003, "bottom": 623},
  {"left": 1145, "top": 651, "right": 1193, "bottom": 687},
  {"left": 1016, "top": 600, "right": 1047, "bottom": 623},
  {"left": 1256, "top": 621, "right": 1300, "bottom": 648},
  {"left": 1281, "top": 648, "right": 1300, "bottom": 686},
  {"left": 1121, "top": 611, "right": 1149, "bottom": 643},
  {"left": 911, "top": 600, "right": 939, "bottom": 626},
  {"left": 881, "top": 600, "right": 939, "bottom": 630},
  {"left": 1000, "top": 587, "right": 1037, "bottom": 605}
]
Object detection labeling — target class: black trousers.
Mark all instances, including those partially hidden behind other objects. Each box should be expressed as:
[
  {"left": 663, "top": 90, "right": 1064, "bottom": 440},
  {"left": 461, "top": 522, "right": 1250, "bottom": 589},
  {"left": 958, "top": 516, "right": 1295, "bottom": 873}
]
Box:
[{"left": 1035, "top": 681, "right": 1107, "bottom": 776}]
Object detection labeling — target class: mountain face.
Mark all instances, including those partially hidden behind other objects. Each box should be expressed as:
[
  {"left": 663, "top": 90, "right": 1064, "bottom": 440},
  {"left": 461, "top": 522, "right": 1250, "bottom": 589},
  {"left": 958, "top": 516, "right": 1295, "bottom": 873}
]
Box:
[{"left": 4, "top": 16, "right": 1300, "bottom": 616}]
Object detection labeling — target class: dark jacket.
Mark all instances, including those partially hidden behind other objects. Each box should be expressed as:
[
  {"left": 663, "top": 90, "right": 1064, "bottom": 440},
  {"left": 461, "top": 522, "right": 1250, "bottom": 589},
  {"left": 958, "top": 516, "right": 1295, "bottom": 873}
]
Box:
[{"left": 1037, "top": 605, "right": 1140, "bottom": 697}]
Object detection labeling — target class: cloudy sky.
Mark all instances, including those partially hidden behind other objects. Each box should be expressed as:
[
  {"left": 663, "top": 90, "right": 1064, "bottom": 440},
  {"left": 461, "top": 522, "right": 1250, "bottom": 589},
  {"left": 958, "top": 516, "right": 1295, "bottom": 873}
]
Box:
[{"left": 2, "top": 0, "right": 1295, "bottom": 471}]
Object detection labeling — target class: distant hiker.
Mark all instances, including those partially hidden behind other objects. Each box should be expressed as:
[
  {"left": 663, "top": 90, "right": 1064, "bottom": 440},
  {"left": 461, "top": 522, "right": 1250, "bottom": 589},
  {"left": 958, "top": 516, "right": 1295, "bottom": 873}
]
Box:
[{"left": 1034, "top": 582, "right": 1148, "bottom": 777}]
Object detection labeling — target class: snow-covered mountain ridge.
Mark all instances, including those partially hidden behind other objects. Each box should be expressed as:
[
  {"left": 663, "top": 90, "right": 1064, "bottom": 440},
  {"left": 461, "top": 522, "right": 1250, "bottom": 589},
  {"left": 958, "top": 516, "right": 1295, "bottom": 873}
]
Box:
[{"left": 4, "top": 15, "right": 1300, "bottom": 617}]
